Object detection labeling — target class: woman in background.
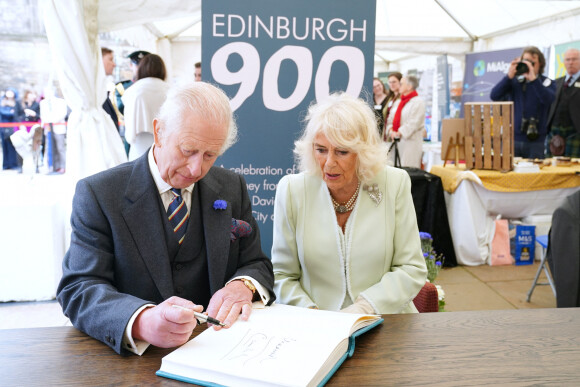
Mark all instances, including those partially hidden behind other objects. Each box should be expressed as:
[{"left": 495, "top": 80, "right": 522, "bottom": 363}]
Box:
[
  {"left": 21, "top": 90, "right": 40, "bottom": 124},
  {"left": 272, "top": 93, "right": 426, "bottom": 314},
  {"left": 385, "top": 76, "right": 425, "bottom": 168},
  {"left": 372, "top": 77, "right": 388, "bottom": 138},
  {"left": 383, "top": 72, "right": 402, "bottom": 140},
  {"left": 122, "top": 53, "right": 170, "bottom": 160}
]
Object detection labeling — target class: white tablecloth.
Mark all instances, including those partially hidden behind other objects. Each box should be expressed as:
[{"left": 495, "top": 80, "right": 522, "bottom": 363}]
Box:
[
  {"left": 0, "top": 173, "right": 74, "bottom": 301},
  {"left": 444, "top": 180, "right": 580, "bottom": 266}
]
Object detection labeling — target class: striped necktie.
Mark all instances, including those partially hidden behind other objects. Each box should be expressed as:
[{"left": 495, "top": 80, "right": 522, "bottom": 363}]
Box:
[{"left": 167, "top": 188, "right": 189, "bottom": 244}]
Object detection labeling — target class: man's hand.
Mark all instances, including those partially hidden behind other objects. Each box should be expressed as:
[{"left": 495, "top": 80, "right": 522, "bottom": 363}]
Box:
[
  {"left": 390, "top": 130, "right": 401, "bottom": 141},
  {"left": 132, "top": 296, "right": 202, "bottom": 348},
  {"left": 522, "top": 58, "right": 537, "bottom": 81},
  {"left": 206, "top": 280, "right": 254, "bottom": 330},
  {"left": 507, "top": 58, "right": 519, "bottom": 79}
]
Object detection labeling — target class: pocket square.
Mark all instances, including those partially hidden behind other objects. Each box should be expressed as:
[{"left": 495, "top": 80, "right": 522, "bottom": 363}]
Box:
[{"left": 231, "top": 218, "right": 252, "bottom": 242}]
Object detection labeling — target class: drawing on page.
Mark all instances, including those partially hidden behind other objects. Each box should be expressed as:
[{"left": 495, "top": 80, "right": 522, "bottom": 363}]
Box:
[{"left": 222, "top": 328, "right": 296, "bottom": 367}]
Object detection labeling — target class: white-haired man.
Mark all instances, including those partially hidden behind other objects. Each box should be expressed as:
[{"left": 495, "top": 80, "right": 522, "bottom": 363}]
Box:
[
  {"left": 57, "top": 82, "right": 275, "bottom": 356},
  {"left": 546, "top": 48, "right": 580, "bottom": 157}
]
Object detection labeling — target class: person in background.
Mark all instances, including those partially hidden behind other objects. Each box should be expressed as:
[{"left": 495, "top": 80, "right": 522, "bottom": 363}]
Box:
[
  {"left": 1, "top": 88, "right": 24, "bottom": 171},
  {"left": 490, "top": 46, "right": 556, "bottom": 158},
  {"left": 546, "top": 48, "right": 580, "bottom": 158},
  {"left": 39, "top": 88, "right": 68, "bottom": 174},
  {"left": 382, "top": 72, "right": 403, "bottom": 140},
  {"left": 385, "top": 76, "right": 425, "bottom": 168},
  {"left": 372, "top": 77, "right": 388, "bottom": 138},
  {"left": 101, "top": 47, "right": 120, "bottom": 132},
  {"left": 122, "top": 53, "right": 171, "bottom": 161},
  {"left": 194, "top": 61, "right": 202, "bottom": 82},
  {"left": 115, "top": 50, "right": 150, "bottom": 115},
  {"left": 271, "top": 92, "right": 427, "bottom": 314},
  {"left": 21, "top": 90, "right": 40, "bottom": 124},
  {"left": 57, "top": 82, "right": 275, "bottom": 356}
]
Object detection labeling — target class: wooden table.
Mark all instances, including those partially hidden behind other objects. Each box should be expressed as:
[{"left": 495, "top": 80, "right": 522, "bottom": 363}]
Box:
[{"left": 2, "top": 308, "right": 579, "bottom": 386}]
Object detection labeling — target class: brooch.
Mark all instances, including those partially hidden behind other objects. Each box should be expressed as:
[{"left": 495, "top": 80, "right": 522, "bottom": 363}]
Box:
[{"left": 363, "top": 184, "right": 382, "bottom": 206}]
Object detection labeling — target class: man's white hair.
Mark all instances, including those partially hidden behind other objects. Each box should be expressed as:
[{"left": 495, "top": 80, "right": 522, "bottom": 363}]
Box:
[{"left": 157, "top": 82, "right": 238, "bottom": 154}]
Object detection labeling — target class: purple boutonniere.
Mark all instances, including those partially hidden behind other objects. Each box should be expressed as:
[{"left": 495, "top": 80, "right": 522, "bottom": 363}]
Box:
[{"left": 213, "top": 199, "right": 227, "bottom": 210}]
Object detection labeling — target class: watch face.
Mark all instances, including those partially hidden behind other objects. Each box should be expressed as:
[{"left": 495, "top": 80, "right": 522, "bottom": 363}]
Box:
[{"left": 243, "top": 279, "right": 256, "bottom": 293}]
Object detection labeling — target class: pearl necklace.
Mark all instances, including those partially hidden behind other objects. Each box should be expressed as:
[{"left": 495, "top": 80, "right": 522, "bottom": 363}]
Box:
[{"left": 330, "top": 182, "right": 361, "bottom": 213}]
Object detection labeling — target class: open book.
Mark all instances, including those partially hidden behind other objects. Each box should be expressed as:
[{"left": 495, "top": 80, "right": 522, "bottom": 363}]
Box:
[{"left": 156, "top": 303, "right": 383, "bottom": 387}]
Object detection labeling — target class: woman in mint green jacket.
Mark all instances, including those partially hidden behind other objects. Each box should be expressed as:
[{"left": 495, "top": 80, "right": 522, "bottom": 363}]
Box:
[{"left": 272, "top": 93, "right": 427, "bottom": 314}]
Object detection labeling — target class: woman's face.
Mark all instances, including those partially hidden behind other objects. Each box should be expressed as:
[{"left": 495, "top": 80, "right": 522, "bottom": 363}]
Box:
[
  {"left": 313, "top": 131, "right": 359, "bottom": 195},
  {"left": 26, "top": 92, "right": 36, "bottom": 103},
  {"left": 399, "top": 78, "right": 412, "bottom": 95},
  {"left": 373, "top": 80, "right": 384, "bottom": 95},
  {"left": 388, "top": 76, "right": 400, "bottom": 93}
]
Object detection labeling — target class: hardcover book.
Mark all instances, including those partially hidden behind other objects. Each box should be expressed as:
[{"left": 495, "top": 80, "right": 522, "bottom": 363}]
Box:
[{"left": 157, "top": 303, "right": 383, "bottom": 386}]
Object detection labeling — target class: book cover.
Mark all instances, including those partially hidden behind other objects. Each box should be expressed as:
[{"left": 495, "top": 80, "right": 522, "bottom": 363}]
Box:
[{"left": 156, "top": 304, "right": 383, "bottom": 387}]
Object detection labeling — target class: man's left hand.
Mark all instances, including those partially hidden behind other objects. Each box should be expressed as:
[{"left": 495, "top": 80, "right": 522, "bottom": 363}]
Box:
[{"left": 205, "top": 280, "right": 253, "bottom": 330}]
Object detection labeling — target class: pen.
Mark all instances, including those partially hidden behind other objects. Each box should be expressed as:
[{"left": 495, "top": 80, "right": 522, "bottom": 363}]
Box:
[{"left": 171, "top": 304, "right": 227, "bottom": 327}]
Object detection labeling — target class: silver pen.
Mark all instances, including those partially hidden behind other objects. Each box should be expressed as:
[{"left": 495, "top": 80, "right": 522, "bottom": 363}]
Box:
[{"left": 172, "top": 304, "right": 227, "bottom": 327}]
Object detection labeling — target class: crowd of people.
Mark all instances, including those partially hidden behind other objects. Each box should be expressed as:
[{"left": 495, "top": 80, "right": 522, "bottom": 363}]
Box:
[
  {"left": 373, "top": 71, "right": 427, "bottom": 168},
  {"left": 0, "top": 48, "right": 199, "bottom": 174},
  {"left": 370, "top": 46, "right": 580, "bottom": 163},
  {"left": 490, "top": 46, "right": 580, "bottom": 159}
]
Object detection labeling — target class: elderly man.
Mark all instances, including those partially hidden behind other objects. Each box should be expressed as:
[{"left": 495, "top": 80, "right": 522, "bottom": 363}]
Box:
[
  {"left": 57, "top": 82, "right": 275, "bottom": 356},
  {"left": 386, "top": 75, "right": 425, "bottom": 168},
  {"left": 546, "top": 48, "right": 580, "bottom": 157}
]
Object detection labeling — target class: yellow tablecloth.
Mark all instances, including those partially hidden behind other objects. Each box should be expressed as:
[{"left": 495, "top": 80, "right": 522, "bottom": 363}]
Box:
[{"left": 431, "top": 164, "right": 580, "bottom": 193}]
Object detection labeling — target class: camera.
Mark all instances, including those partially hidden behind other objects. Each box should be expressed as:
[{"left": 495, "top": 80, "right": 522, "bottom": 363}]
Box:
[
  {"left": 515, "top": 62, "right": 529, "bottom": 76},
  {"left": 521, "top": 117, "right": 538, "bottom": 141}
]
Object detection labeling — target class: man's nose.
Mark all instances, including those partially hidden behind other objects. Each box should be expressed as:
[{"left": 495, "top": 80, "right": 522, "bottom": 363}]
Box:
[{"left": 186, "top": 154, "right": 203, "bottom": 177}]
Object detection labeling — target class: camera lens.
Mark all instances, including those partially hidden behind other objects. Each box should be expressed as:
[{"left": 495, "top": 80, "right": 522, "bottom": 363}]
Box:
[
  {"left": 515, "top": 62, "right": 529, "bottom": 76},
  {"left": 526, "top": 118, "right": 538, "bottom": 141}
]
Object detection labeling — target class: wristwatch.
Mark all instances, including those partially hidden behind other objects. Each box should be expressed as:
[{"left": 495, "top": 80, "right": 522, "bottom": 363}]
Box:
[{"left": 239, "top": 278, "right": 256, "bottom": 294}]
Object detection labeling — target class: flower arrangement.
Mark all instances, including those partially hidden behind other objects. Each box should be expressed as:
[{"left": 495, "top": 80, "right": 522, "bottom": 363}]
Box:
[
  {"left": 420, "top": 231, "right": 445, "bottom": 311},
  {"left": 419, "top": 232, "right": 445, "bottom": 282},
  {"left": 213, "top": 200, "right": 227, "bottom": 210}
]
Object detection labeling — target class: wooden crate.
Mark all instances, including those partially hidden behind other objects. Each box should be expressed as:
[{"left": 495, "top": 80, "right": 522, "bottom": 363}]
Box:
[{"left": 464, "top": 102, "right": 514, "bottom": 172}]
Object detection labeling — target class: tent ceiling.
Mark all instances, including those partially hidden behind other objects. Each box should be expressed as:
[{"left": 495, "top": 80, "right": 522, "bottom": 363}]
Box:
[{"left": 99, "top": 0, "right": 580, "bottom": 63}]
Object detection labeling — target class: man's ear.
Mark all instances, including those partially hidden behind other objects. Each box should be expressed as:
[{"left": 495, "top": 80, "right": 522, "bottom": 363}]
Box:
[{"left": 153, "top": 118, "right": 163, "bottom": 146}]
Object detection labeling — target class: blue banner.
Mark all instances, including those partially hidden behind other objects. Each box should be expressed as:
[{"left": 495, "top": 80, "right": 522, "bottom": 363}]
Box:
[
  {"left": 203, "top": 0, "right": 377, "bottom": 255},
  {"left": 460, "top": 47, "right": 524, "bottom": 116}
]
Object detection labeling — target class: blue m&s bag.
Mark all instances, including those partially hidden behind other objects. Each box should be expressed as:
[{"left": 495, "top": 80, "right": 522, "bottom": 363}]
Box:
[{"left": 514, "top": 225, "right": 535, "bottom": 265}]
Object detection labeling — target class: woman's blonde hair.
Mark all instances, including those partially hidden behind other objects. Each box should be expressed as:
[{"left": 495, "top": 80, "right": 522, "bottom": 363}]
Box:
[{"left": 294, "top": 92, "right": 387, "bottom": 183}]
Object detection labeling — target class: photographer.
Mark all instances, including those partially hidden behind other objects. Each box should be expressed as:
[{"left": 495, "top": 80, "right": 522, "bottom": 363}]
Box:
[{"left": 490, "top": 46, "right": 556, "bottom": 158}]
